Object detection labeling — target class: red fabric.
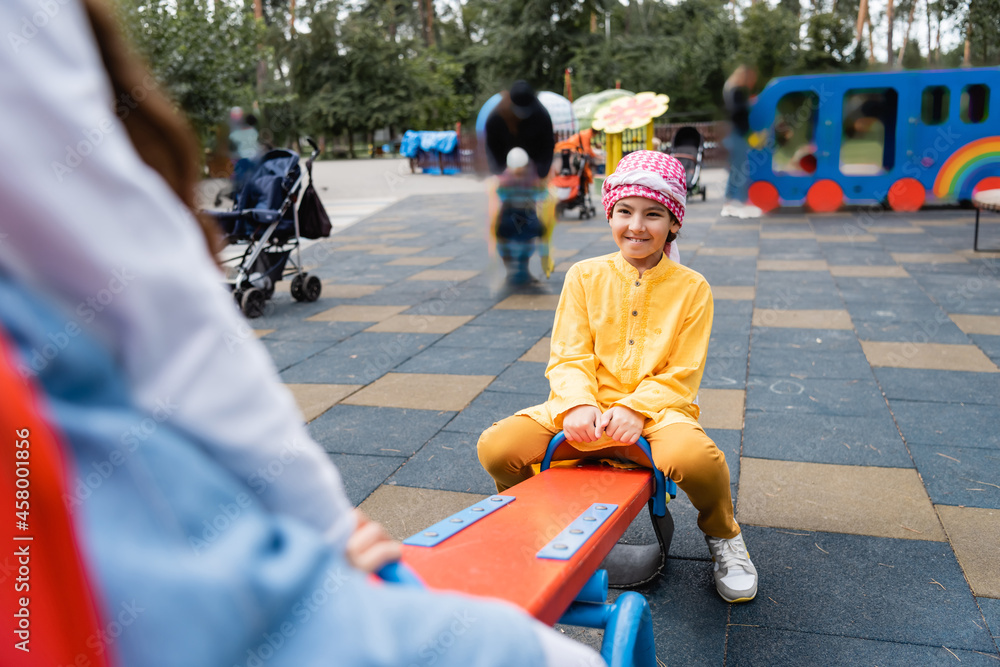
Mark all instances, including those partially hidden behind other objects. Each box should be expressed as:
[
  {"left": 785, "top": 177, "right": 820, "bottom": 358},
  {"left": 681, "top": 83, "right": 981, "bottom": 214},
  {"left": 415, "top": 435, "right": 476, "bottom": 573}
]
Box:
[{"left": 0, "top": 330, "right": 113, "bottom": 667}]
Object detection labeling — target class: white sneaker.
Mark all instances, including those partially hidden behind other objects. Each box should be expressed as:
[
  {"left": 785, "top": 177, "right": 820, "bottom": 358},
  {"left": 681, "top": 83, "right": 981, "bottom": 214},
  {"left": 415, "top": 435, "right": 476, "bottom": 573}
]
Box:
[
  {"left": 737, "top": 204, "right": 763, "bottom": 218},
  {"left": 720, "top": 202, "right": 740, "bottom": 217},
  {"left": 705, "top": 533, "right": 758, "bottom": 602}
]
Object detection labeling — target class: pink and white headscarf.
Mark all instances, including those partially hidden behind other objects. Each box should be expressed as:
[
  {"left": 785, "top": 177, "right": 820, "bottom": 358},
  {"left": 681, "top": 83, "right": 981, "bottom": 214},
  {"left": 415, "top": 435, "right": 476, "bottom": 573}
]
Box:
[{"left": 601, "top": 150, "right": 687, "bottom": 226}]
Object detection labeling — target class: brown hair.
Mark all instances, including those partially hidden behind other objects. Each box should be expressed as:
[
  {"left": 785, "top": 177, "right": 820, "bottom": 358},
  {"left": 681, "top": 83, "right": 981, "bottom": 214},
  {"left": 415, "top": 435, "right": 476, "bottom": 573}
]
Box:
[{"left": 82, "top": 0, "right": 223, "bottom": 258}]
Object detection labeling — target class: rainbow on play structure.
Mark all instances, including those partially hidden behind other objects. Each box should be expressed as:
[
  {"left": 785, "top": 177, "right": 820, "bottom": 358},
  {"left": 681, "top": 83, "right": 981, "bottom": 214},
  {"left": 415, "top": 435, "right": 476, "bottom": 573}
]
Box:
[{"left": 933, "top": 136, "right": 1000, "bottom": 199}]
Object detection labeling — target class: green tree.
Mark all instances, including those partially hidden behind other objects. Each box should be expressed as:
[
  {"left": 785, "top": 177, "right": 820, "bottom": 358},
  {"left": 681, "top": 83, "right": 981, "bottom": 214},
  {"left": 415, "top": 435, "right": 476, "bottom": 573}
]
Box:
[{"left": 116, "top": 0, "right": 263, "bottom": 143}]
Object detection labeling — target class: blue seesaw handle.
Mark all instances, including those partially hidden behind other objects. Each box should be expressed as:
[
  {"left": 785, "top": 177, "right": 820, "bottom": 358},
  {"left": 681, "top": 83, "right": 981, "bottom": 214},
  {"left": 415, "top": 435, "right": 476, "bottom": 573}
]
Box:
[
  {"left": 376, "top": 561, "right": 425, "bottom": 587},
  {"left": 541, "top": 431, "right": 674, "bottom": 517}
]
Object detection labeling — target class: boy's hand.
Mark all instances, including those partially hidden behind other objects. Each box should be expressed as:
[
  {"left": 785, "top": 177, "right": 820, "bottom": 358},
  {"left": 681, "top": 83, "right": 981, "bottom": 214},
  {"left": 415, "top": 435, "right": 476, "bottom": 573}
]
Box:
[
  {"left": 346, "top": 509, "right": 402, "bottom": 574},
  {"left": 562, "top": 405, "right": 602, "bottom": 443},
  {"left": 598, "top": 406, "right": 645, "bottom": 445}
]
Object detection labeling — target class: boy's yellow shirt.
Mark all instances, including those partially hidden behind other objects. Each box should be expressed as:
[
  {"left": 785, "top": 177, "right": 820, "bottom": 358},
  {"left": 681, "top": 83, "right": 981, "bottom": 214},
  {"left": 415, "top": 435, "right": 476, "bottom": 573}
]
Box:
[{"left": 517, "top": 251, "right": 713, "bottom": 441}]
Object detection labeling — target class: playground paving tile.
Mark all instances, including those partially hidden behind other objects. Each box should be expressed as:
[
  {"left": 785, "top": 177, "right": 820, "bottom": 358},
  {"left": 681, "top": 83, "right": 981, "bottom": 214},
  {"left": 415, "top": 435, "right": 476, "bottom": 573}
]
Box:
[
  {"left": 520, "top": 337, "right": 550, "bottom": 362},
  {"left": 402, "top": 297, "right": 497, "bottom": 317},
  {"left": 745, "top": 376, "right": 888, "bottom": 417},
  {"left": 874, "top": 368, "right": 1000, "bottom": 405},
  {"left": 981, "top": 598, "right": 1000, "bottom": 639},
  {"left": 405, "top": 269, "right": 481, "bottom": 282},
  {"left": 707, "top": 333, "right": 750, "bottom": 361},
  {"left": 861, "top": 340, "right": 1000, "bottom": 371},
  {"left": 468, "top": 307, "right": 555, "bottom": 329},
  {"left": 260, "top": 339, "right": 335, "bottom": 371},
  {"left": 952, "top": 313, "right": 1000, "bottom": 335},
  {"left": 916, "top": 447, "right": 1000, "bottom": 506},
  {"left": 737, "top": 459, "right": 944, "bottom": 540},
  {"left": 306, "top": 303, "right": 410, "bottom": 322},
  {"left": 259, "top": 319, "right": 369, "bottom": 343},
  {"left": 747, "top": 350, "right": 873, "bottom": 380},
  {"left": 431, "top": 324, "right": 545, "bottom": 353},
  {"left": 710, "top": 285, "right": 755, "bottom": 301},
  {"left": 387, "top": 431, "right": 497, "bottom": 496},
  {"left": 889, "top": 400, "right": 1000, "bottom": 449},
  {"left": 749, "top": 326, "right": 864, "bottom": 352},
  {"left": 751, "top": 308, "right": 853, "bottom": 330},
  {"left": 280, "top": 332, "right": 440, "bottom": 384},
  {"left": 493, "top": 293, "right": 561, "bottom": 310},
  {"left": 757, "top": 259, "right": 829, "bottom": 272},
  {"left": 341, "top": 372, "right": 494, "bottom": 412},
  {"left": 696, "top": 389, "right": 745, "bottom": 430},
  {"left": 892, "top": 252, "right": 970, "bottom": 264},
  {"left": 319, "top": 283, "right": 385, "bottom": 298},
  {"left": 845, "top": 298, "right": 955, "bottom": 322},
  {"left": 701, "top": 357, "right": 749, "bottom": 390},
  {"left": 695, "top": 246, "right": 759, "bottom": 257},
  {"left": 710, "top": 315, "right": 753, "bottom": 339},
  {"left": 284, "top": 383, "right": 361, "bottom": 422},
  {"left": 752, "top": 288, "right": 846, "bottom": 311},
  {"left": 309, "top": 404, "right": 455, "bottom": 457},
  {"left": 442, "top": 389, "right": 549, "bottom": 435},
  {"left": 854, "top": 318, "right": 972, "bottom": 344},
  {"left": 363, "top": 313, "right": 473, "bottom": 334},
  {"left": 488, "top": 361, "right": 550, "bottom": 395},
  {"left": 742, "top": 410, "right": 911, "bottom": 468},
  {"left": 643, "top": 559, "right": 729, "bottom": 667},
  {"left": 935, "top": 506, "right": 1000, "bottom": 599},
  {"left": 395, "top": 344, "right": 523, "bottom": 376},
  {"left": 327, "top": 452, "right": 406, "bottom": 506},
  {"left": 726, "top": 626, "right": 1000, "bottom": 666},
  {"left": 971, "top": 333, "right": 1000, "bottom": 364},
  {"left": 829, "top": 264, "right": 911, "bottom": 277},
  {"left": 730, "top": 527, "right": 993, "bottom": 651},
  {"left": 358, "top": 485, "right": 490, "bottom": 541}
]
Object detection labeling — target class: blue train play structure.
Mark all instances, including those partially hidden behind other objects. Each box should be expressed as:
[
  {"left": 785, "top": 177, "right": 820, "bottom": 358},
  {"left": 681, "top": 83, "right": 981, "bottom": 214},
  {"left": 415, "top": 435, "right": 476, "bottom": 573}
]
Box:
[{"left": 745, "top": 66, "right": 1000, "bottom": 213}]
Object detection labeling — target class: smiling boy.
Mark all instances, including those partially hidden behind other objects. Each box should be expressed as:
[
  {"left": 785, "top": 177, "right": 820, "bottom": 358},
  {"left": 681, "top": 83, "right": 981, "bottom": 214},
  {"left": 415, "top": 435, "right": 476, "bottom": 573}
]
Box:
[{"left": 477, "top": 151, "right": 758, "bottom": 603}]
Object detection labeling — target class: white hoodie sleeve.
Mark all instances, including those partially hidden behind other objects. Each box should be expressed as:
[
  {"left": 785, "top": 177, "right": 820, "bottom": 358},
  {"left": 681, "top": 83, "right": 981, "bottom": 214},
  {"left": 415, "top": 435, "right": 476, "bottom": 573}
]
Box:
[{"left": 0, "top": 0, "right": 354, "bottom": 549}]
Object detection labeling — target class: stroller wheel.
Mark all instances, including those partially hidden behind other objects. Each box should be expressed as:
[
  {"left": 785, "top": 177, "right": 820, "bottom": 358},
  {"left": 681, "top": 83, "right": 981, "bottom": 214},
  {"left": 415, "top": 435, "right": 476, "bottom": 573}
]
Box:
[
  {"left": 303, "top": 275, "right": 322, "bottom": 302},
  {"left": 290, "top": 274, "right": 306, "bottom": 302},
  {"left": 241, "top": 288, "right": 267, "bottom": 319}
]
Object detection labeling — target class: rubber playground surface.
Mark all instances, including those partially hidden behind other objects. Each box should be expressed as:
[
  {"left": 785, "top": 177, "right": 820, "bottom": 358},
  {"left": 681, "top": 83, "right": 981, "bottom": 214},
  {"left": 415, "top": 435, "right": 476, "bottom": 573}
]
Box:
[{"left": 247, "top": 165, "right": 1000, "bottom": 664}]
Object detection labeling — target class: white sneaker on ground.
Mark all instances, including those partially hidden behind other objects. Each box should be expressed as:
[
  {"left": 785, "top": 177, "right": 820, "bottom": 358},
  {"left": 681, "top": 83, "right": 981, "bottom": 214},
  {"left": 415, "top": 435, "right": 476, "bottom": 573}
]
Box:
[
  {"left": 737, "top": 204, "right": 763, "bottom": 218},
  {"left": 705, "top": 533, "right": 758, "bottom": 602}
]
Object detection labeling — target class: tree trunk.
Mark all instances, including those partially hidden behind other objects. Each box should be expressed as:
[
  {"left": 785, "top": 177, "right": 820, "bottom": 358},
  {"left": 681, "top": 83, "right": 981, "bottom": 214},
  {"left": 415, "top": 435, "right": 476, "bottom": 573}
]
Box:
[
  {"left": 856, "top": 0, "right": 869, "bottom": 59},
  {"left": 289, "top": 0, "right": 295, "bottom": 33},
  {"left": 887, "top": 0, "right": 895, "bottom": 67},
  {"left": 347, "top": 130, "right": 356, "bottom": 160},
  {"left": 935, "top": 4, "right": 942, "bottom": 63},
  {"left": 423, "top": 0, "right": 436, "bottom": 47},
  {"left": 925, "top": 0, "right": 933, "bottom": 64},
  {"left": 963, "top": 18, "right": 972, "bottom": 66},
  {"left": 867, "top": 13, "right": 876, "bottom": 63},
  {"left": 898, "top": 0, "right": 917, "bottom": 63}
]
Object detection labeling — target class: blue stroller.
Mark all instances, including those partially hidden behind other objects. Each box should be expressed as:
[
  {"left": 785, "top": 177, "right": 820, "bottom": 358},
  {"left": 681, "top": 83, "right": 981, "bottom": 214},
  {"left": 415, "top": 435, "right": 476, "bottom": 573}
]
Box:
[{"left": 209, "top": 139, "right": 324, "bottom": 318}]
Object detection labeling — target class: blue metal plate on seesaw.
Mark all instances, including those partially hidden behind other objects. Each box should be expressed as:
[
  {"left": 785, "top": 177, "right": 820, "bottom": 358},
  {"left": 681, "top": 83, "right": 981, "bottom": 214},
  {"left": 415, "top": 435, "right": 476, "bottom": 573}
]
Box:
[
  {"left": 403, "top": 495, "right": 515, "bottom": 547},
  {"left": 536, "top": 503, "right": 619, "bottom": 560}
]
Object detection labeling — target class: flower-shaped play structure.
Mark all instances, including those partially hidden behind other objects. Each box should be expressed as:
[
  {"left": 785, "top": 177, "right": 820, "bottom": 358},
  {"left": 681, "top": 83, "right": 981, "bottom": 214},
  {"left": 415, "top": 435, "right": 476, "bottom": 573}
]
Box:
[
  {"left": 592, "top": 92, "right": 670, "bottom": 134},
  {"left": 592, "top": 92, "right": 670, "bottom": 174}
]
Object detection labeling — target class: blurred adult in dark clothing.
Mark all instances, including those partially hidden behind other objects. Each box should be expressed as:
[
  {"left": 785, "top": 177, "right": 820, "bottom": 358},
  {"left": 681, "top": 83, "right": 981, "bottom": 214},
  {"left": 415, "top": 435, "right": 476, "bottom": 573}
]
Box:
[
  {"left": 485, "top": 81, "right": 555, "bottom": 180},
  {"left": 721, "top": 66, "right": 762, "bottom": 218}
]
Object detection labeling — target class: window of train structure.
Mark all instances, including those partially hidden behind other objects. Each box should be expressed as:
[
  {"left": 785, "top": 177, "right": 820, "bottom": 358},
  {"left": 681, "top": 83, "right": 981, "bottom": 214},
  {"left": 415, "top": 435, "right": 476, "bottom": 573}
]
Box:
[
  {"left": 961, "top": 84, "right": 989, "bottom": 124},
  {"left": 772, "top": 91, "right": 819, "bottom": 176},
  {"left": 921, "top": 86, "right": 949, "bottom": 125},
  {"left": 840, "top": 88, "right": 898, "bottom": 176}
]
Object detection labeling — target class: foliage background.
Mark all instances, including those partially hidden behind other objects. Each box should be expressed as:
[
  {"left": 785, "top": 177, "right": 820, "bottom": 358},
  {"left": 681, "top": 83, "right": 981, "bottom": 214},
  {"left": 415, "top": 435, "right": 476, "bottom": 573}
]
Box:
[{"left": 113, "top": 0, "right": 999, "bottom": 154}]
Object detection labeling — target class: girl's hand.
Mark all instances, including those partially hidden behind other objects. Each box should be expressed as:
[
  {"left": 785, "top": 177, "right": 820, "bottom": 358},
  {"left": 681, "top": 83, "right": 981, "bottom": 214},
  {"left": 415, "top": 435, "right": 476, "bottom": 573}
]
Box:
[
  {"left": 346, "top": 510, "right": 402, "bottom": 574},
  {"left": 598, "top": 406, "right": 645, "bottom": 445},
  {"left": 562, "top": 405, "right": 602, "bottom": 443}
]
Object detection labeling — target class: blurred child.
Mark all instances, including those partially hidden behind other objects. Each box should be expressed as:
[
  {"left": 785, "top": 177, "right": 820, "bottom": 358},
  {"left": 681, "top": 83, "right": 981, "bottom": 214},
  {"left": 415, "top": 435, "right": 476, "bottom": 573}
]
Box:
[
  {"left": 478, "top": 151, "right": 758, "bottom": 603},
  {"left": 492, "top": 147, "right": 555, "bottom": 284}
]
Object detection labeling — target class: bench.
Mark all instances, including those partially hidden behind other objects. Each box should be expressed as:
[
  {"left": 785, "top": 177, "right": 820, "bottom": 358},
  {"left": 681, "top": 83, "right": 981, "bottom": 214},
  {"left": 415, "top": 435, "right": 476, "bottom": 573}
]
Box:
[
  {"left": 973, "top": 189, "right": 1000, "bottom": 251},
  {"left": 395, "top": 433, "right": 677, "bottom": 666}
]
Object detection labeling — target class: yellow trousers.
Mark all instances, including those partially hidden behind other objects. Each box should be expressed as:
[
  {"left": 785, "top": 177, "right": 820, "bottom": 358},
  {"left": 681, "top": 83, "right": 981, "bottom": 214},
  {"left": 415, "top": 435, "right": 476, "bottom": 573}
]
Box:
[{"left": 477, "top": 415, "right": 740, "bottom": 539}]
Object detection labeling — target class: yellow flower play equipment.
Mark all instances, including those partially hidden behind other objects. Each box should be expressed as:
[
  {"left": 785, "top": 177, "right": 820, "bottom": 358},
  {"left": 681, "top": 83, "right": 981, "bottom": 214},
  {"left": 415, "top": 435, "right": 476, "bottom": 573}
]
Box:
[{"left": 592, "top": 92, "right": 670, "bottom": 173}]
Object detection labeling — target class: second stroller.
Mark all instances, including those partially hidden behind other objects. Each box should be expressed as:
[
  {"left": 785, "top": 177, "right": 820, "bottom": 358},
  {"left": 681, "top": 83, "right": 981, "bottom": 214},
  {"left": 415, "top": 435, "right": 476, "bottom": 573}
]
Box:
[{"left": 670, "top": 126, "right": 707, "bottom": 201}]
